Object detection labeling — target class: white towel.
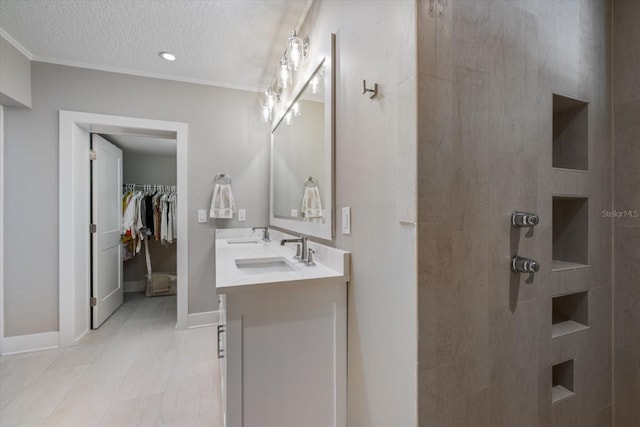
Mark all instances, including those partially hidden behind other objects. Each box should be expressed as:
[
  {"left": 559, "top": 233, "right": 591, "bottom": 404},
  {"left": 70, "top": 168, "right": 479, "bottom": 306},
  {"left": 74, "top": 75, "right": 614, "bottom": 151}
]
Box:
[
  {"left": 301, "top": 185, "right": 323, "bottom": 219},
  {"left": 210, "top": 183, "right": 236, "bottom": 219}
]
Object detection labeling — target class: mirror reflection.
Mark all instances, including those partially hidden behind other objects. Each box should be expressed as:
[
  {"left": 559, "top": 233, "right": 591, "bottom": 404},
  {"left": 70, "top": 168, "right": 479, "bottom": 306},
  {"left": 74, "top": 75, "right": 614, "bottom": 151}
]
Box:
[{"left": 272, "top": 64, "right": 326, "bottom": 223}]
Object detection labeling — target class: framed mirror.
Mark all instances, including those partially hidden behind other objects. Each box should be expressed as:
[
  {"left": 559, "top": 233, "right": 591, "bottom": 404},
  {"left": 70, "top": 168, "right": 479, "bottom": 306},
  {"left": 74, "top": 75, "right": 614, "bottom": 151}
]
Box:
[{"left": 270, "top": 35, "right": 335, "bottom": 240}]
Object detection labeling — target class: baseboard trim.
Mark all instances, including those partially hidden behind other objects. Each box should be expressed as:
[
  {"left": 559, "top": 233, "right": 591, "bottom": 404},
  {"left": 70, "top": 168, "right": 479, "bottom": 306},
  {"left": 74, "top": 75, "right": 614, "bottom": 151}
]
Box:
[
  {"left": 188, "top": 310, "right": 219, "bottom": 329},
  {"left": 1, "top": 331, "right": 60, "bottom": 355}
]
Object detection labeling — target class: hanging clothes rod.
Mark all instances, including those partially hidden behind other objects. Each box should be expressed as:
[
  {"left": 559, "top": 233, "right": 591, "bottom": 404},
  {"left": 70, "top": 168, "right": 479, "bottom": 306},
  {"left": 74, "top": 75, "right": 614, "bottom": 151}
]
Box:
[{"left": 123, "top": 183, "right": 176, "bottom": 193}]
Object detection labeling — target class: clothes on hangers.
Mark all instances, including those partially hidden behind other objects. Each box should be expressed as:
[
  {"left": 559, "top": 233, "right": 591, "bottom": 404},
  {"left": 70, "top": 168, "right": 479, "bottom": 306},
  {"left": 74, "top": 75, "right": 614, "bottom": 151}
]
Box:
[{"left": 121, "top": 185, "right": 177, "bottom": 261}]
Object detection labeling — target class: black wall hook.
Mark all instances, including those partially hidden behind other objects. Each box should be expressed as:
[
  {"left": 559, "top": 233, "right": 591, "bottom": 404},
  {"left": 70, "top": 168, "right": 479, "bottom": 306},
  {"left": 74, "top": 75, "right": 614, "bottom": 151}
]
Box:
[{"left": 362, "top": 80, "right": 378, "bottom": 99}]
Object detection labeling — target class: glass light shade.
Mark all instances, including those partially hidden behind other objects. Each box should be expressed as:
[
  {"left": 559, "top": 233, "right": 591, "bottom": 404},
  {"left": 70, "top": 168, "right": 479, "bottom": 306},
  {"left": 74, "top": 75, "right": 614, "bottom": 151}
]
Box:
[
  {"left": 278, "top": 56, "right": 291, "bottom": 88},
  {"left": 287, "top": 31, "right": 303, "bottom": 71},
  {"left": 266, "top": 87, "right": 276, "bottom": 111}
]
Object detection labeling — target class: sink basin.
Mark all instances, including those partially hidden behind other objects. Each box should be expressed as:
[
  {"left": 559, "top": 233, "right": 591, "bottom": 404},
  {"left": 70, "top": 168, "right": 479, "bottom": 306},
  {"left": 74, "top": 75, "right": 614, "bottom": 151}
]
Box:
[
  {"left": 235, "top": 257, "right": 296, "bottom": 274},
  {"left": 226, "top": 238, "right": 260, "bottom": 244}
]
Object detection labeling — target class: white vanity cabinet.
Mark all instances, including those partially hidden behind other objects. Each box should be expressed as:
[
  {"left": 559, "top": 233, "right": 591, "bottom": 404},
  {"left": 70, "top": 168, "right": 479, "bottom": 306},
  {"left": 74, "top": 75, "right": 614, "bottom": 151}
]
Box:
[
  {"left": 217, "top": 294, "right": 227, "bottom": 427},
  {"left": 225, "top": 281, "right": 346, "bottom": 427},
  {"left": 216, "top": 236, "right": 349, "bottom": 427}
]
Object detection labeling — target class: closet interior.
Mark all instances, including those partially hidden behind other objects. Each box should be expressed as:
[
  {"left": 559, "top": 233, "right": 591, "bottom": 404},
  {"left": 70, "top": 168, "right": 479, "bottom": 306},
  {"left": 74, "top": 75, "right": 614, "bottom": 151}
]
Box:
[{"left": 104, "top": 134, "right": 178, "bottom": 299}]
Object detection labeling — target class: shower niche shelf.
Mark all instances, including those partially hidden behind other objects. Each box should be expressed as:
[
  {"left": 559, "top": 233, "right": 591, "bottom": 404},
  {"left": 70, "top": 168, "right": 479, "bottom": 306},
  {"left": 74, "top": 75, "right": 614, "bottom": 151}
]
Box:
[
  {"left": 552, "top": 94, "right": 589, "bottom": 171},
  {"left": 552, "top": 196, "right": 589, "bottom": 271},
  {"left": 552, "top": 359, "right": 575, "bottom": 403},
  {"left": 552, "top": 291, "right": 589, "bottom": 338}
]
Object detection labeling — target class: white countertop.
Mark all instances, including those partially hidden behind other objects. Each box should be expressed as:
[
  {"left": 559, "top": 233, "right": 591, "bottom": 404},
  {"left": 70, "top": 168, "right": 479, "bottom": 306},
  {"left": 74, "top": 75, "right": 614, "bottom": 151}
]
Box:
[{"left": 215, "top": 233, "right": 350, "bottom": 293}]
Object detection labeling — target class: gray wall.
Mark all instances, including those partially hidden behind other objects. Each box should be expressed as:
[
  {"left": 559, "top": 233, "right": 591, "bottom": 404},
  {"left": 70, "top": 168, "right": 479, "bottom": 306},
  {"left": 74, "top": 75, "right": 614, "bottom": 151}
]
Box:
[
  {"left": 300, "top": 2, "right": 418, "bottom": 426},
  {"left": 3, "top": 62, "right": 269, "bottom": 336},
  {"left": 0, "top": 37, "right": 31, "bottom": 108},
  {"left": 417, "top": 1, "right": 612, "bottom": 426},
  {"left": 122, "top": 151, "right": 177, "bottom": 186},
  {"left": 612, "top": 0, "right": 640, "bottom": 425}
]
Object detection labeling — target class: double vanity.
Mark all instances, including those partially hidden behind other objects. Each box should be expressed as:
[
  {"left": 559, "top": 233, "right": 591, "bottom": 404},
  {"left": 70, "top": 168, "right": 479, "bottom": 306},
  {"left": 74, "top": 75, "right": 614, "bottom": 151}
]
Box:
[{"left": 216, "top": 229, "right": 349, "bottom": 427}]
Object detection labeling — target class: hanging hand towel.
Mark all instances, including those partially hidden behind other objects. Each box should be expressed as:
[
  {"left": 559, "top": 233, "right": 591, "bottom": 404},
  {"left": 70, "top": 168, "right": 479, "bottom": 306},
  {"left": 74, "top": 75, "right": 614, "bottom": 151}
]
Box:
[
  {"left": 210, "top": 183, "right": 236, "bottom": 219},
  {"left": 301, "top": 185, "right": 323, "bottom": 219}
]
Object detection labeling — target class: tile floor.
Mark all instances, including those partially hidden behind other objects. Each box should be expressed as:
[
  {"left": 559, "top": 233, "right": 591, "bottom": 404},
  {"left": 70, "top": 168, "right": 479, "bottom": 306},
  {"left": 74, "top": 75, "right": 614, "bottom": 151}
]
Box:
[{"left": 0, "top": 293, "right": 223, "bottom": 426}]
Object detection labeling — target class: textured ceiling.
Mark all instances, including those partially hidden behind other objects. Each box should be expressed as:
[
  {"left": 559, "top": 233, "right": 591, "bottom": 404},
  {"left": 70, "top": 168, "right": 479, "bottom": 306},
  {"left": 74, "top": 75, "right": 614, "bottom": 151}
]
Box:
[{"left": 0, "top": 0, "right": 309, "bottom": 92}]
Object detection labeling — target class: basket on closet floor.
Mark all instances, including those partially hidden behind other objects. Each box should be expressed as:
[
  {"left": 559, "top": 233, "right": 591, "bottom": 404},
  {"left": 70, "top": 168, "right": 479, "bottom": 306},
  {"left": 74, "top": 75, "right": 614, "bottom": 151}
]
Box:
[{"left": 146, "top": 272, "right": 177, "bottom": 297}]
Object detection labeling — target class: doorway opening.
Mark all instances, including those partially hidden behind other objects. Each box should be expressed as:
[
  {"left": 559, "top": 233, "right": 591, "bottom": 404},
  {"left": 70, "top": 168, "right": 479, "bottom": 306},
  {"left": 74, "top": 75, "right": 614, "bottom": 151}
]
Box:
[
  {"left": 91, "top": 132, "right": 179, "bottom": 330},
  {"left": 59, "top": 111, "right": 188, "bottom": 348}
]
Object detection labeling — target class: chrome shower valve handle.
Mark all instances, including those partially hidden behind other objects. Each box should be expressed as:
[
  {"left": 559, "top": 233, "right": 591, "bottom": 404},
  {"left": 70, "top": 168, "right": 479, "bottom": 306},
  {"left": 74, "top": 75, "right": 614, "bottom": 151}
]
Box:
[
  {"left": 511, "top": 255, "right": 540, "bottom": 284},
  {"left": 512, "top": 211, "right": 539, "bottom": 237}
]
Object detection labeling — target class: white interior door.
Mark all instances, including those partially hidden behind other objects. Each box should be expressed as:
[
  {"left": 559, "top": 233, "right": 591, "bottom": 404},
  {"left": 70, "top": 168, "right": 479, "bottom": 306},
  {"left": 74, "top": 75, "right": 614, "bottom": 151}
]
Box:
[{"left": 91, "top": 134, "right": 123, "bottom": 328}]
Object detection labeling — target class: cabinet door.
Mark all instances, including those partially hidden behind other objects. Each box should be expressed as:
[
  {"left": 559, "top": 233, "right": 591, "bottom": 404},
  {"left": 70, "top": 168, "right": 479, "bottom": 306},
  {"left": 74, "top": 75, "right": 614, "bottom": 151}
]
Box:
[
  {"left": 218, "top": 294, "right": 227, "bottom": 427},
  {"left": 225, "top": 282, "right": 346, "bottom": 427}
]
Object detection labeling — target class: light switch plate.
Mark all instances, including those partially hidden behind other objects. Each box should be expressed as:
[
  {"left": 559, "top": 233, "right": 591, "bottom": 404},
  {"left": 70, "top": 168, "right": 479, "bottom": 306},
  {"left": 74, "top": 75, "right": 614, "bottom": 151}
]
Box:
[
  {"left": 197, "top": 210, "right": 207, "bottom": 223},
  {"left": 291, "top": 208, "right": 298, "bottom": 217},
  {"left": 342, "top": 207, "right": 351, "bottom": 235},
  {"left": 238, "top": 209, "right": 246, "bottom": 221}
]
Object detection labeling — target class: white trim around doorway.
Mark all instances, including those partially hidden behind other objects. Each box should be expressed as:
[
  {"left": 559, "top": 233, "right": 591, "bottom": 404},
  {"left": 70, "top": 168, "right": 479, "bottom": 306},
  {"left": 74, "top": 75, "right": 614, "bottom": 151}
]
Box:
[
  {"left": 0, "top": 105, "right": 4, "bottom": 355},
  {"left": 58, "top": 111, "right": 188, "bottom": 348}
]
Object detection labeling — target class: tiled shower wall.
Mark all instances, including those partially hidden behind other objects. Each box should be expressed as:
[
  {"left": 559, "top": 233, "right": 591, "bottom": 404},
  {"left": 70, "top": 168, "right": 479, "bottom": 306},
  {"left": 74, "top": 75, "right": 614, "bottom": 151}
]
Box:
[
  {"left": 416, "top": 1, "right": 612, "bottom": 426},
  {"left": 613, "top": 1, "right": 640, "bottom": 425}
]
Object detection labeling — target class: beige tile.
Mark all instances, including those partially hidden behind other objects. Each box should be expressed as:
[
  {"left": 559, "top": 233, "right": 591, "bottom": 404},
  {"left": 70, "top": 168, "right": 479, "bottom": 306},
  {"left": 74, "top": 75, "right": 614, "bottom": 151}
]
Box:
[
  {"left": 42, "top": 378, "right": 122, "bottom": 427},
  {"left": 416, "top": 0, "right": 436, "bottom": 78},
  {"left": 159, "top": 360, "right": 218, "bottom": 424},
  {"left": 98, "top": 394, "right": 162, "bottom": 427},
  {"left": 0, "top": 295, "right": 223, "bottom": 427},
  {"left": 0, "top": 350, "right": 61, "bottom": 410},
  {"left": 0, "top": 365, "right": 87, "bottom": 425}
]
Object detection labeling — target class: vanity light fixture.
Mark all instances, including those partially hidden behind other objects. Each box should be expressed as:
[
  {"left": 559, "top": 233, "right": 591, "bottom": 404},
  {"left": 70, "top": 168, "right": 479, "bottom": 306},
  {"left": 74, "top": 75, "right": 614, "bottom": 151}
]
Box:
[
  {"left": 259, "top": 28, "right": 309, "bottom": 124},
  {"left": 287, "top": 29, "right": 309, "bottom": 71},
  {"left": 159, "top": 51, "right": 176, "bottom": 61}
]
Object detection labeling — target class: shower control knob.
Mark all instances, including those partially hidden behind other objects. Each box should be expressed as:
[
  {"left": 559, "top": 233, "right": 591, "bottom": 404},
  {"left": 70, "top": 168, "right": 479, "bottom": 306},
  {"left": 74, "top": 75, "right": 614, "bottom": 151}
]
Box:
[
  {"left": 511, "top": 256, "right": 540, "bottom": 273},
  {"left": 512, "top": 211, "right": 539, "bottom": 227},
  {"left": 511, "top": 256, "right": 540, "bottom": 284}
]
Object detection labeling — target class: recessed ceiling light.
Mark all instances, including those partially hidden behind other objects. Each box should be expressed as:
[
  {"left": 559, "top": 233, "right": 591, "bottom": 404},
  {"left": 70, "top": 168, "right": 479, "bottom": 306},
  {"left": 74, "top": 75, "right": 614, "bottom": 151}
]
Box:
[{"left": 159, "top": 51, "right": 176, "bottom": 61}]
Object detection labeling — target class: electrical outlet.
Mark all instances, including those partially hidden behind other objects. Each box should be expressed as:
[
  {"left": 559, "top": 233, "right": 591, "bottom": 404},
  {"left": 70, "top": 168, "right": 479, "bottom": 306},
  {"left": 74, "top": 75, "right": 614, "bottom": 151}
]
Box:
[
  {"left": 238, "top": 209, "right": 246, "bottom": 221},
  {"left": 342, "top": 207, "right": 351, "bottom": 235},
  {"left": 197, "top": 210, "right": 207, "bottom": 223}
]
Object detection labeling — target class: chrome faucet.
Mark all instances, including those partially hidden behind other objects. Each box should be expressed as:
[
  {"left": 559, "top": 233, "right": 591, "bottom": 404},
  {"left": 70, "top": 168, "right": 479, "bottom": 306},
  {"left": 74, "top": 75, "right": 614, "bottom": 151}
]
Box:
[
  {"left": 252, "top": 226, "right": 270, "bottom": 242},
  {"left": 281, "top": 235, "right": 307, "bottom": 262}
]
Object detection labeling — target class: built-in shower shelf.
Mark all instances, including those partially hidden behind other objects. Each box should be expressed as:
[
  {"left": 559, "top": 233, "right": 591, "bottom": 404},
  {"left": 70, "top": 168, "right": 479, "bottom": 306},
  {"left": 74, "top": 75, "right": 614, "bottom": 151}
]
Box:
[
  {"left": 552, "top": 320, "right": 590, "bottom": 338},
  {"left": 551, "top": 260, "right": 590, "bottom": 272},
  {"left": 552, "top": 291, "right": 589, "bottom": 338},
  {"left": 552, "top": 359, "right": 575, "bottom": 403},
  {"left": 552, "top": 197, "right": 589, "bottom": 266},
  {"left": 552, "top": 385, "right": 575, "bottom": 404},
  {"left": 552, "top": 94, "right": 589, "bottom": 171}
]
